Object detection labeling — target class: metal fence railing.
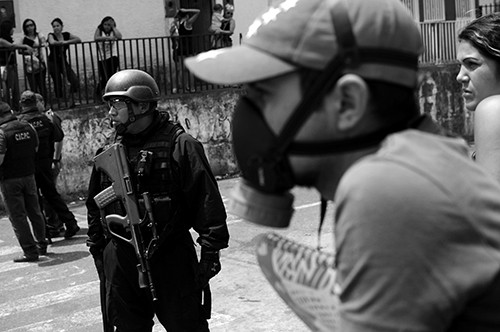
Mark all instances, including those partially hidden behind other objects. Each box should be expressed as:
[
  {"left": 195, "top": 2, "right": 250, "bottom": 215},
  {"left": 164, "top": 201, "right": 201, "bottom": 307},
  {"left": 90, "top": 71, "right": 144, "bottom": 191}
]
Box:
[
  {"left": 0, "top": 13, "right": 496, "bottom": 112},
  {"left": 419, "top": 19, "right": 472, "bottom": 65},
  {"left": 0, "top": 33, "right": 231, "bottom": 112},
  {"left": 477, "top": 3, "right": 500, "bottom": 17}
]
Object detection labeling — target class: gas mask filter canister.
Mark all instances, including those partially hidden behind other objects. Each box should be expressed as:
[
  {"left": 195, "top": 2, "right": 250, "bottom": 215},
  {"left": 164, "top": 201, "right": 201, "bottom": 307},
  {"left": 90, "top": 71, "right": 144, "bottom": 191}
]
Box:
[{"left": 228, "top": 96, "right": 297, "bottom": 228}]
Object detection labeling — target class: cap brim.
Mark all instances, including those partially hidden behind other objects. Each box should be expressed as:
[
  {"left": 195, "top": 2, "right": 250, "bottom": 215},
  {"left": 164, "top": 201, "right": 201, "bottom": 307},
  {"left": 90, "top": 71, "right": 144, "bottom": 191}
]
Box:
[{"left": 185, "top": 45, "right": 295, "bottom": 85}]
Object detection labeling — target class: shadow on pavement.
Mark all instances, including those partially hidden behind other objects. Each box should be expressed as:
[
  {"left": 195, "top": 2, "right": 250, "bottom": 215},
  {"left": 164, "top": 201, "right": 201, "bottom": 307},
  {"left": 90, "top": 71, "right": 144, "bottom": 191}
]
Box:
[
  {"left": 49, "top": 228, "right": 88, "bottom": 248},
  {"left": 38, "top": 250, "right": 90, "bottom": 267}
]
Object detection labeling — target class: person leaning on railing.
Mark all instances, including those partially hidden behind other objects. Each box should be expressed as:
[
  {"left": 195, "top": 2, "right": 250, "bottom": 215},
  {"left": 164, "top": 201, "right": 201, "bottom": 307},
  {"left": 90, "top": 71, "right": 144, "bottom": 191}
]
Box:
[
  {"left": 94, "top": 16, "right": 122, "bottom": 100},
  {"left": 0, "top": 19, "right": 33, "bottom": 112},
  {"left": 47, "top": 17, "right": 81, "bottom": 106},
  {"left": 20, "top": 18, "right": 48, "bottom": 99}
]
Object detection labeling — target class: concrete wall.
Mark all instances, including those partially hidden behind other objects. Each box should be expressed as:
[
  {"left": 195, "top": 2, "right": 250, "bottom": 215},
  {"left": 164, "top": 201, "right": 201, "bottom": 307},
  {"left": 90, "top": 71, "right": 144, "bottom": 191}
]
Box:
[
  {"left": 13, "top": 0, "right": 167, "bottom": 42},
  {"left": 418, "top": 63, "right": 473, "bottom": 141},
  {"left": 55, "top": 89, "right": 241, "bottom": 201}
]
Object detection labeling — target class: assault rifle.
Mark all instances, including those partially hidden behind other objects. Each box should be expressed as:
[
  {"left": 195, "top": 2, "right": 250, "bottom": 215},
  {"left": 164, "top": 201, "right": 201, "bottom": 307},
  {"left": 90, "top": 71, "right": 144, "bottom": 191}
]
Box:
[{"left": 92, "top": 143, "right": 158, "bottom": 301}]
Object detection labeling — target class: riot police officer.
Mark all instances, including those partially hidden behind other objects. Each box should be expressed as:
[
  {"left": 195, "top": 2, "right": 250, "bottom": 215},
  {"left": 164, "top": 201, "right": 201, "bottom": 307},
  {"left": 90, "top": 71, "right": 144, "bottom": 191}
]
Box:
[
  {"left": 86, "top": 69, "right": 229, "bottom": 332},
  {"left": 0, "top": 101, "right": 48, "bottom": 262},
  {"left": 17, "top": 90, "right": 80, "bottom": 239}
]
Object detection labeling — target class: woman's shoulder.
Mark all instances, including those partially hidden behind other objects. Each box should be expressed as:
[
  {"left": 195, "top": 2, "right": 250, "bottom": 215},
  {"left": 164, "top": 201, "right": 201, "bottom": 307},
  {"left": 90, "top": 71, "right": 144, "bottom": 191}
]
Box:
[{"left": 476, "top": 95, "right": 500, "bottom": 115}]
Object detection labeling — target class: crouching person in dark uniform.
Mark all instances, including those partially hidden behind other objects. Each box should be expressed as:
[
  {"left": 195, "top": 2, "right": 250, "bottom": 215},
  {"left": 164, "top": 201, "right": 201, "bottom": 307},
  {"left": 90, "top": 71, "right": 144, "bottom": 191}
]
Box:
[{"left": 86, "top": 69, "right": 230, "bottom": 332}]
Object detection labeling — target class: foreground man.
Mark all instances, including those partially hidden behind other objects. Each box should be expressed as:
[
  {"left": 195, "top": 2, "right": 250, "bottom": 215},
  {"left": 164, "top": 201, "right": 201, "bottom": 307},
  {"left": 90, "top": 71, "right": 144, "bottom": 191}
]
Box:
[
  {"left": 86, "top": 69, "right": 229, "bottom": 332},
  {"left": 186, "top": 0, "right": 500, "bottom": 330}
]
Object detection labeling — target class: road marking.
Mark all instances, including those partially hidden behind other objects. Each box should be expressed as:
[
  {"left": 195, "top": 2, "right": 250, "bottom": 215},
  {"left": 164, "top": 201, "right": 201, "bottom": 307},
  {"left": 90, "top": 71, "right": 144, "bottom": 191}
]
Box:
[
  {"left": 0, "top": 280, "right": 99, "bottom": 318},
  {"left": 73, "top": 212, "right": 87, "bottom": 220},
  {"left": 3, "top": 307, "right": 102, "bottom": 332},
  {"left": 2, "top": 265, "right": 87, "bottom": 292},
  {"left": 0, "top": 246, "right": 22, "bottom": 257},
  {"left": 226, "top": 201, "right": 322, "bottom": 225}
]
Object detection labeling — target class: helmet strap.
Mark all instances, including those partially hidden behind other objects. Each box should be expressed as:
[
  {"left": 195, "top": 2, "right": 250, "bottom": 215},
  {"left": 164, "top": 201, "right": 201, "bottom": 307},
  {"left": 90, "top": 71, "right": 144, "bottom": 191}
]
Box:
[{"left": 115, "top": 102, "right": 153, "bottom": 135}]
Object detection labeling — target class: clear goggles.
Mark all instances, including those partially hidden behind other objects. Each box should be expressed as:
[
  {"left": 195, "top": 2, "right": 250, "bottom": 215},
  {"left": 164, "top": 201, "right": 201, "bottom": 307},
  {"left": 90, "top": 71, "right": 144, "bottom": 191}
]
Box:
[{"left": 107, "top": 98, "right": 130, "bottom": 110}]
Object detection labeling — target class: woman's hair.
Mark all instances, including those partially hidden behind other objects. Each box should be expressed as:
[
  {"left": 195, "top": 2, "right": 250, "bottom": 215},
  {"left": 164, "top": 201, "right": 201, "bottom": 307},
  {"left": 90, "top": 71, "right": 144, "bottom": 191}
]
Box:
[
  {"left": 98, "top": 16, "right": 115, "bottom": 31},
  {"left": 459, "top": 13, "right": 500, "bottom": 73},
  {"left": 51, "top": 17, "right": 63, "bottom": 27},
  {"left": 0, "top": 20, "right": 13, "bottom": 41},
  {"left": 22, "top": 18, "right": 37, "bottom": 35}
]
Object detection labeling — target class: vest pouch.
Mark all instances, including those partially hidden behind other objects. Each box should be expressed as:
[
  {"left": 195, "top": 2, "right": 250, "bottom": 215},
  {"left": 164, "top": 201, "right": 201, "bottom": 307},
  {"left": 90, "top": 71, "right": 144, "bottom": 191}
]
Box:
[{"left": 138, "top": 195, "right": 173, "bottom": 231}]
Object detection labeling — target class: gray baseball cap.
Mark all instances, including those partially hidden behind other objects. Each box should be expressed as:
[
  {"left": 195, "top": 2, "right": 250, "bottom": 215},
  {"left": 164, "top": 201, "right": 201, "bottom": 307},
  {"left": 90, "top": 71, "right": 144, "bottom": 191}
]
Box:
[{"left": 186, "top": 0, "right": 423, "bottom": 88}]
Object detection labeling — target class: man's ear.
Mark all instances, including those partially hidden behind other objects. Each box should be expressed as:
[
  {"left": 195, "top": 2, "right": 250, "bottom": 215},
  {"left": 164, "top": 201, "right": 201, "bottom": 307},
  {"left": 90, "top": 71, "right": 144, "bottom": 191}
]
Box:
[
  {"left": 325, "top": 74, "right": 369, "bottom": 131},
  {"left": 138, "top": 102, "right": 150, "bottom": 114}
]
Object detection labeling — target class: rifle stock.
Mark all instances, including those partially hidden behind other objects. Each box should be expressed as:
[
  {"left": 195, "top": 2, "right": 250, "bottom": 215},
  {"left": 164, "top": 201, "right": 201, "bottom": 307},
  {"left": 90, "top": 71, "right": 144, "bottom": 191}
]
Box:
[{"left": 93, "top": 143, "right": 158, "bottom": 301}]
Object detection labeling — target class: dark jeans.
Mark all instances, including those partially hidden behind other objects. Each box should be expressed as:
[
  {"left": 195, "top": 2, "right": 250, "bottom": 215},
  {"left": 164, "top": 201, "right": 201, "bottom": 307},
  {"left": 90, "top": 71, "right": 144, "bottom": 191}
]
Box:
[
  {"left": 35, "top": 160, "right": 78, "bottom": 228},
  {"left": 103, "top": 230, "right": 209, "bottom": 332},
  {"left": 42, "top": 165, "right": 63, "bottom": 230},
  {"left": 48, "top": 60, "right": 79, "bottom": 99},
  {"left": 26, "top": 68, "right": 47, "bottom": 99},
  {"left": 1, "top": 64, "right": 20, "bottom": 112},
  {"left": 97, "top": 56, "right": 119, "bottom": 95},
  {"left": 0, "top": 175, "right": 47, "bottom": 257}
]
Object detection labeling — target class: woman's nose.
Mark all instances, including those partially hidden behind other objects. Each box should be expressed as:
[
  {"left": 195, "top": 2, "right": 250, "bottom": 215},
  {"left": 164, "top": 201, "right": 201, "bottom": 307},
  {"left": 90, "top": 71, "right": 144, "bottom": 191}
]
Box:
[{"left": 456, "top": 67, "right": 468, "bottom": 83}]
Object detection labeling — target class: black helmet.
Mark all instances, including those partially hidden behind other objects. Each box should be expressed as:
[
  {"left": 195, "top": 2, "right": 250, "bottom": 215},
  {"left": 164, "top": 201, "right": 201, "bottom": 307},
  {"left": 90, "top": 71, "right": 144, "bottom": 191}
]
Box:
[{"left": 103, "top": 69, "right": 160, "bottom": 102}]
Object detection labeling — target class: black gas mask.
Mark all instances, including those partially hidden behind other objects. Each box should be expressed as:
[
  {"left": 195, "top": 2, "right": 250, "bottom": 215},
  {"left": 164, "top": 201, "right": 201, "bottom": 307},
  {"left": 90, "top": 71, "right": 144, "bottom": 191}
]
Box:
[
  {"left": 230, "top": 95, "right": 296, "bottom": 228},
  {"left": 228, "top": 4, "right": 419, "bottom": 230}
]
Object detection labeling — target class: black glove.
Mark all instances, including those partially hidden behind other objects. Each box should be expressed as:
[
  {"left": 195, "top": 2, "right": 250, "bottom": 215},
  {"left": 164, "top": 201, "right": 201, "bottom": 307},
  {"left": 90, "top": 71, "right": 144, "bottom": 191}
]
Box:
[
  {"left": 198, "top": 247, "right": 221, "bottom": 288},
  {"left": 87, "top": 237, "right": 107, "bottom": 258}
]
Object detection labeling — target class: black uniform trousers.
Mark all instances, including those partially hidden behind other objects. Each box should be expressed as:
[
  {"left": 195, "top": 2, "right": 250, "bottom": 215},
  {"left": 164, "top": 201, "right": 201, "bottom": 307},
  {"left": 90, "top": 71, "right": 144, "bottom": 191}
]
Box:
[
  {"left": 103, "top": 229, "right": 209, "bottom": 332},
  {"left": 34, "top": 160, "right": 78, "bottom": 228}
]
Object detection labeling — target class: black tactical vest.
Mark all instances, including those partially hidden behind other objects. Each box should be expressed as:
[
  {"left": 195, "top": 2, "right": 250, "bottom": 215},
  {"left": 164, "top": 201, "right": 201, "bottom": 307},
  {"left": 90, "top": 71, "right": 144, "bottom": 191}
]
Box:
[
  {"left": 17, "top": 112, "right": 54, "bottom": 161},
  {"left": 101, "top": 115, "right": 185, "bottom": 241},
  {"left": 0, "top": 116, "right": 38, "bottom": 180}
]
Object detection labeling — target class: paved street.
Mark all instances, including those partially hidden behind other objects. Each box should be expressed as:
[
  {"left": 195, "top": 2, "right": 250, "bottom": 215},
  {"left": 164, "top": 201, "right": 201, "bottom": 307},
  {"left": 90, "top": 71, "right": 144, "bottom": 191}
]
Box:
[{"left": 0, "top": 177, "right": 335, "bottom": 332}]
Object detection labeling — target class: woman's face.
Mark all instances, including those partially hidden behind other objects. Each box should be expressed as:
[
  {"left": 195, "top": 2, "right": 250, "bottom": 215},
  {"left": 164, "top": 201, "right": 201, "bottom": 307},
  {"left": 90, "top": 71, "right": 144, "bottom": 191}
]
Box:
[
  {"left": 24, "top": 20, "right": 35, "bottom": 34},
  {"left": 457, "top": 40, "right": 500, "bottom": 111},
  {"left": 52, "top": 21, "right": 63, "bottom": 34},
  {"left": 102, "top": 19, "right": 114, "bottom": 32}
]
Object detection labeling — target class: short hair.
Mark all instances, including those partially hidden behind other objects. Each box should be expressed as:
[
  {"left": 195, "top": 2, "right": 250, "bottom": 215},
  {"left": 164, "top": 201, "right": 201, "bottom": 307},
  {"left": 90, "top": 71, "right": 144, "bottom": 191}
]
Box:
[
  {"left": 459, "top": 13, "right": 500, "bottom": 76},
  {"left": 298, "top": 69, "right": 418, "bottom": 127},
  {"left": 214, "top": 4, "right": 223, "bottom": 12},
  {"left": 51, "top": 17, "right": 63, "bottom": 27}
]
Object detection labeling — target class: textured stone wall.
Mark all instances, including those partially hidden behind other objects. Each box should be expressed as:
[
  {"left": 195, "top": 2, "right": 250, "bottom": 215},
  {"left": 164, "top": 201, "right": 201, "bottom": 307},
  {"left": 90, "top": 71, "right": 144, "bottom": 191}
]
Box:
[
  {"left": 0, "top": 64, "right": 472, "bottom": 208},
  {"left": 418, "top": 63, "right": 473, "bottom": 142},
  {"left": 54, "top": 90, "right": 241, "bottom": 201}
]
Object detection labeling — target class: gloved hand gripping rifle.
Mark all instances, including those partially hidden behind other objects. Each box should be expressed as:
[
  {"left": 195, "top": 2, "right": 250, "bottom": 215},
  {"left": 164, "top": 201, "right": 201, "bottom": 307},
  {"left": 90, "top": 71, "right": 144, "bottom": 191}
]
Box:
[{"left": 92, "top": 143, "right": 158, "bottom": 301}]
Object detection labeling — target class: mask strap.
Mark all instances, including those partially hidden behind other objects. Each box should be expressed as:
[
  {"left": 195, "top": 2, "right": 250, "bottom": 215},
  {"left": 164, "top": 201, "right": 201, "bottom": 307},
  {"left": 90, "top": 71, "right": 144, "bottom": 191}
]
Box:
[{"left": 316, "top": 198, "right": 328, "bottom": 251}]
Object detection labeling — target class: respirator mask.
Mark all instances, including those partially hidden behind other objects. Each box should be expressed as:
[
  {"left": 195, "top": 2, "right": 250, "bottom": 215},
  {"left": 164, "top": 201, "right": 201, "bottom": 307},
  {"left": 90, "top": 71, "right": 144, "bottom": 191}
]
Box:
[{"left": 228, "top": 5, "right": 418, "bottom": 231}]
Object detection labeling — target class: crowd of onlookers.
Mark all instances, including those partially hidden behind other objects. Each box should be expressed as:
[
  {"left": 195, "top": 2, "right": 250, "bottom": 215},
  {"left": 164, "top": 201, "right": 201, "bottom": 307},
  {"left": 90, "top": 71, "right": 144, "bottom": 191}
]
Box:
[
  {"left": 0, "top": 4, "right": 237, "bottom": 110},
  {"left": 0, "top": 16, "right": 125, "bottom": 112}
]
